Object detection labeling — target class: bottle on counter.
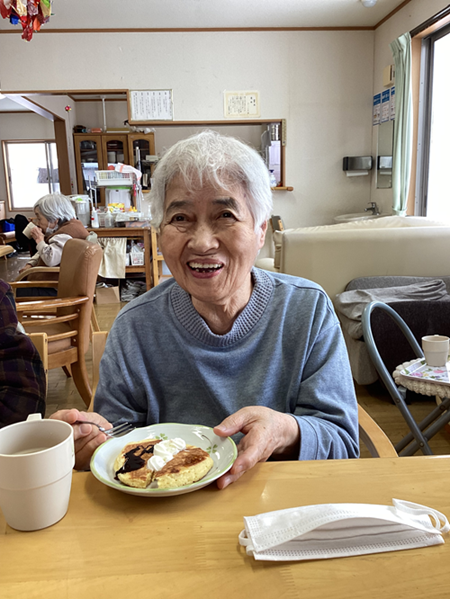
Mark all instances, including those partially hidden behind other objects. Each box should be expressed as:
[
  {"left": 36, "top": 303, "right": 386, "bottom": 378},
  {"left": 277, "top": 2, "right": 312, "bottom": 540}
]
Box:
[{"left": 90, "top": 208, "right": 99, "bottom": 228}]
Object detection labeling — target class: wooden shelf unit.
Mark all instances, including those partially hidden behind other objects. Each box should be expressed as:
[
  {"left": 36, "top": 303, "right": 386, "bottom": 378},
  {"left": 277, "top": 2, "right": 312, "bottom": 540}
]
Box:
[
  {"left": 74, "top": 132, "right": 156, "bottom": 203},
  {"left": 88, "top": 226, "right": 152, "bottom": 290}
]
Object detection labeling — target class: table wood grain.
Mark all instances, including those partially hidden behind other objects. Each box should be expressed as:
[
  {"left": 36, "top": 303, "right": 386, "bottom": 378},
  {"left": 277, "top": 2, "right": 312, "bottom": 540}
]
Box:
[{"left": 1, "top": 457, "right": 449, "bottom": 599}]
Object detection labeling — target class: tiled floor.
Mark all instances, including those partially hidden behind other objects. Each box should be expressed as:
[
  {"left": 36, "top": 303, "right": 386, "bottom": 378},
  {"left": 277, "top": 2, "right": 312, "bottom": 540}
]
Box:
[{"left": 2, "top": 251, "right": 450, "bottom": 458}]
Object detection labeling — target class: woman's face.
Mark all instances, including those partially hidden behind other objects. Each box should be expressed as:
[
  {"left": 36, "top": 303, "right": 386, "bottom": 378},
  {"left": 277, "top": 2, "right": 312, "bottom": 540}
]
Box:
[
  {"left": 34, "top": 207, "right": 58, "bottom": 232},
  {"left": 159, "top": 176, "right": 267, "bottom": 310}
]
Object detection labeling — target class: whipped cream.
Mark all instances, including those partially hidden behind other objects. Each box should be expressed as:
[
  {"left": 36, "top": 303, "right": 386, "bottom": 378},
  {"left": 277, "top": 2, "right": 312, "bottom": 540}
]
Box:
[{"left": 147, "top": 438, "right": 186, "bottom": 471}]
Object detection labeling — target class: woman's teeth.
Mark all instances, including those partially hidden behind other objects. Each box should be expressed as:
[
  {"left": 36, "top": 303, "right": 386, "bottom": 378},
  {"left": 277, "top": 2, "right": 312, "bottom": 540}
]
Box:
[{"left": 188, "top": 262, "right": 223, "bottom": 273}]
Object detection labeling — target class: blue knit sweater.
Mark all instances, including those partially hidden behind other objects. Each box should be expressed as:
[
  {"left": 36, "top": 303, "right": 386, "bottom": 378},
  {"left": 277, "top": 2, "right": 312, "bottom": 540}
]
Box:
[{"left": 94, "top": 268, "right": 359, "bottom": 460}]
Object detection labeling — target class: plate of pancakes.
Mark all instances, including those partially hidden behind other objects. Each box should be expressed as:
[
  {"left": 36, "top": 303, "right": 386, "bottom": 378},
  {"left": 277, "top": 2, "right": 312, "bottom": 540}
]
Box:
[{"left": 90, "top": 422, "right": 238, "bottom": 497}]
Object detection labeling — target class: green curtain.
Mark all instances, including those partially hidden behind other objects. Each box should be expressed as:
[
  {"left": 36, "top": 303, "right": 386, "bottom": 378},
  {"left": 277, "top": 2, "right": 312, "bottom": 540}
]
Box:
[{"left": 390, "top": 33, "right": 413, "bottom": 216}]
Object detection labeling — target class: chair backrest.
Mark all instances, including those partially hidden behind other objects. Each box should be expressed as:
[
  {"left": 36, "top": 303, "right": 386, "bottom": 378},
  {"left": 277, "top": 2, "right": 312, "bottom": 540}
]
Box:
[
  {"left": 57, "top": 239, "right": 103, "bottom": 354},
  {"left": 362, "top": 301, "right": 424, "bottom": 401},
  {"left": 358, "top": 405, "right": 397, "bottom": 458}
]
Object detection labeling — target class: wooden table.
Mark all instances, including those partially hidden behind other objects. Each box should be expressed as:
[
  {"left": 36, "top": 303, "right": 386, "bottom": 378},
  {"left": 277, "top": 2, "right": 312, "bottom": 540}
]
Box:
[
  {"left": 89, "top": 227, "right": 152, "bottom": 290},
  {"left": 1, "top": 457, "right": 449, "bottom": 599}
]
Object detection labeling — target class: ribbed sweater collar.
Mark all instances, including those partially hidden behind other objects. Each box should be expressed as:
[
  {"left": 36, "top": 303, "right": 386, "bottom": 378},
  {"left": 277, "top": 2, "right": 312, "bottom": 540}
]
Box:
[{"left": 170, "top": 268, "right": 273, "bottom": 347}]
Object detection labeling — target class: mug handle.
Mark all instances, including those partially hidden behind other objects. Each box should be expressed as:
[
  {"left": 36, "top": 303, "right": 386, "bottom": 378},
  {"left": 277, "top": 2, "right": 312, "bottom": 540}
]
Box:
[{"left": 26, "top": 413, "right": 42, "bottom": 421}]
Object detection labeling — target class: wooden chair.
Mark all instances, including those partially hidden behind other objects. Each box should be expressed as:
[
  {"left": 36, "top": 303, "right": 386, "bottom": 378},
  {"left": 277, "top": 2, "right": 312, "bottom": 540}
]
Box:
[
  {"left": 10, "top": 239, "right": 103, "bottom": 407},
  {"left": 0, "top": 244, "right": 14, "bottom": 259},
  {"left": 358, "top": 404, "right": 397, "bottom": 458},
  {"left": 151, "top": 227, "right": 165, "bottom": 286},
  {"left": 88, "top": 330, "right": 109, "bottom": 412}
]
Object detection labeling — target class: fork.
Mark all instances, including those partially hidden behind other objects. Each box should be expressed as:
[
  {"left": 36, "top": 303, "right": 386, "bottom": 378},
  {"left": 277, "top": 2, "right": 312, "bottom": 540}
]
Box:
[{"left": 73, "top": 420, "right": 135, "bottom": 438}]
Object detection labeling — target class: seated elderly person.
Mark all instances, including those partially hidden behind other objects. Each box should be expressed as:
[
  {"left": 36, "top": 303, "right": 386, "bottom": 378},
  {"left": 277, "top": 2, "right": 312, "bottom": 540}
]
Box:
[
  {"left": 0, "top": 280, "right": 46, "bottom": 427},
  {"left": 17, "top": 193, "right": 89, "bottom": 297},
  {"left": 51, "top": 131, "right": 359, "bottom": 488}
]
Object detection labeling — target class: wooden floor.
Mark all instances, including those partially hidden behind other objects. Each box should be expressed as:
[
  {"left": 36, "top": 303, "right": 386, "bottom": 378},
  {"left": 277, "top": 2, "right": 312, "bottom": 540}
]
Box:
[{"left": 2, "top": 251, "right": 450, "bottom": 458}]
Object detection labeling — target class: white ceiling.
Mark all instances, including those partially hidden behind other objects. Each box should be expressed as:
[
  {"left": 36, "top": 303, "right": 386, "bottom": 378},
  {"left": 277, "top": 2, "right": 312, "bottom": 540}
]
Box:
[{"left": 0, "top": 0, "right": 408, "bottom": 30}]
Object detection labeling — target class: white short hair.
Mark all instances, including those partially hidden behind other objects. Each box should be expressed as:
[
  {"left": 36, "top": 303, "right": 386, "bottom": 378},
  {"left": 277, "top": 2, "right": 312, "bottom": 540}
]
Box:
[
  {"left": 34, "top": 193, "right": 76, "bottom": 224},
  {"left": 149, "top": 130, "right": 273, "bottom": 231}
]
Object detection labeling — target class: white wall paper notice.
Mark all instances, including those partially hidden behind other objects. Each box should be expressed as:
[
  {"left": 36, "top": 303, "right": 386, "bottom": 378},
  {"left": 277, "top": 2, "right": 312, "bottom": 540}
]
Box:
[
  {"left": 128, "top": 90, "right": 173, "bottom": 122},
  {"left": 224, "top": 91, "right": 260, "bottom": 118}
]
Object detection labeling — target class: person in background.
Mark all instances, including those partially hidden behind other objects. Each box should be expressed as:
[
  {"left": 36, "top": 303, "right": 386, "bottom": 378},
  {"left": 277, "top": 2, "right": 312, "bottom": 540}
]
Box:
[
  {"left": 17, "top": 193, "right": 89, "bottom": 297},
  {"left": 0, "top": 280, "right": 46, "bottom": 427},
  {"left": 51, "top": 131, "right": 359, "bottom": 488}
]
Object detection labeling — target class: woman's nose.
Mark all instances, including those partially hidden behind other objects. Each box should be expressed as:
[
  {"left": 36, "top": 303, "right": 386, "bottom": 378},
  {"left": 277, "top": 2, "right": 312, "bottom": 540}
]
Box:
[{"left": 187, "top": 223, "right": 219, "bottom": 252}]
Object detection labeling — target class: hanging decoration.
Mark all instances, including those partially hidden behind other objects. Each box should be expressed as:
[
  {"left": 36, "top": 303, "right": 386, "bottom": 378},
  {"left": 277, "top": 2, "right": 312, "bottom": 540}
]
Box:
[{"left": 0, "top": 0, "right": 53, "bottom": 41}]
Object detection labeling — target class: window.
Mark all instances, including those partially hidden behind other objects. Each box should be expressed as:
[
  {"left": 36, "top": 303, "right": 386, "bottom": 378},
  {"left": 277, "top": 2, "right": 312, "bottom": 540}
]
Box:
[
  {"left": 2, "top": 140, "right": 59, "bottom": 211},
  {"left": 416, "top": 24, "right": 450, "bottom": 219}
]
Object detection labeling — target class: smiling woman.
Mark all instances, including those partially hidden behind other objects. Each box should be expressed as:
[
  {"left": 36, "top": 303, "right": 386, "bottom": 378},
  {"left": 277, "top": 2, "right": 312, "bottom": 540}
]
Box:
[{"left": 50, "top": 130, "right": 359, "bottom": 490}]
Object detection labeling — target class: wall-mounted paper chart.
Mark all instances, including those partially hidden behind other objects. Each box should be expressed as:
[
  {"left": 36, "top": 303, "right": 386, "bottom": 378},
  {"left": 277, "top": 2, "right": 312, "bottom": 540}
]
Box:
[{"left": 128, "top": 90, "right": 173, "bottom": 123}]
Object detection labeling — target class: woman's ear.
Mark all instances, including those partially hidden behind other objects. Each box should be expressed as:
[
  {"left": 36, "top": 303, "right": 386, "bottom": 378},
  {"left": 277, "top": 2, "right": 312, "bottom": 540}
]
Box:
[{"left": 257, "top": 220, "right": 268, "bottom": 249}]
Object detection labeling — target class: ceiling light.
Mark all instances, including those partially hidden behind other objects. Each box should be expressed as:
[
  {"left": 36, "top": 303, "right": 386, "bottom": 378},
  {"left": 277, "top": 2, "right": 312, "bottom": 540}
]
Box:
[{"left": 361, "top": 0, "right": 377, "bottom": 7}]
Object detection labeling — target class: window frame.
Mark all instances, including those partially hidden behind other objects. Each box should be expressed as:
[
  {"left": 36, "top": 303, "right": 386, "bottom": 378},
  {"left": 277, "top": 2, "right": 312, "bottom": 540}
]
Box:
[
  {"left": 2, "top": 139, "right": 58, "bottom": 212},
  {"left": 415, "top": 22, "right": 450, "bottom": 216}
]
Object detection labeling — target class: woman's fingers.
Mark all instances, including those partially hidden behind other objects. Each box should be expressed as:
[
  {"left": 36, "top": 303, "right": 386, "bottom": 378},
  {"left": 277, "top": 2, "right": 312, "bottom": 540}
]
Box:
[
  {"left": 214, "top": 407, "right": 300, "bottom": 489},
  {"left": 49, "top": 409, "right": 110, "bottom": 470}
]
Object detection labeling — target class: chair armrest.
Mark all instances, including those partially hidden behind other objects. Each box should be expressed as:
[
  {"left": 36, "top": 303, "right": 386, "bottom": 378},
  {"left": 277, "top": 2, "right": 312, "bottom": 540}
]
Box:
[
  {"left": 358, "top": 405, "right": 398, "bottom": 458},
  {"left": 0, "top": 245, "right": 14, "bottom": 258},
  {"left": 10, "top": 281, "right": 60, "bottom": 288},
  {"left": 14, "top": 267, "right": 60, "bottom": 282},
  {"left": 15, "top": 296, "right": 90, "bottom": 312}
]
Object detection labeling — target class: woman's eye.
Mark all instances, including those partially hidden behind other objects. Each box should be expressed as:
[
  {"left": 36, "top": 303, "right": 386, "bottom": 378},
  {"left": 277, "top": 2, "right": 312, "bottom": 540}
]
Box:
[
  {"left": 220, "top": 211, "right": 235, "bottom": 219},
  {"left": 171, "top": 215, "right": 186, "bottom": 222}
]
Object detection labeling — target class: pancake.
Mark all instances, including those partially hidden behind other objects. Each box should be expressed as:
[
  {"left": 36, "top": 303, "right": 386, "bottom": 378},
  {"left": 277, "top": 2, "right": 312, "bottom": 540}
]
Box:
[
  {"left": 113, "top": 438, "right": 213, "bottom": 490},
  {"left": 114, "top": 439, "right": 161, "bottom": 488},
  {"left": 154, "top": 446, "right": 214, "bottom": 489}
]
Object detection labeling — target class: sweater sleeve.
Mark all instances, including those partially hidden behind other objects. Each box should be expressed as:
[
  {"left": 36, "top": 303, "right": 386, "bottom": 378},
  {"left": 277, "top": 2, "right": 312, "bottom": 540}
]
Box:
[
  {"left": 36, "top": 234, "right": 72, "bottom": 267},
  {"left": 0, "top": 283, "right": 46, "bottom": 426},
  {"left": 93, "top": 321, "right": 150, "bottom": 425},
  {"left": 292, "top": 300, "right": 359, "bottom": 461},
  {"left": 27, "top": 252, "right": 40, "bottom": 267}
]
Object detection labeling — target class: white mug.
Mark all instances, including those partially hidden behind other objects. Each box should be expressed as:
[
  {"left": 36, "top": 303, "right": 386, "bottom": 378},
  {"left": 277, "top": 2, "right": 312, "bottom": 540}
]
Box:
[
  {"left": 422, "top": 335, "right": 450, "bottom": 367},
  {"left": 0, "top": 414, "right": 74, "bottom": 531},
  {"left": 22, "top": 222, "right": 37, "bottom": 238}
]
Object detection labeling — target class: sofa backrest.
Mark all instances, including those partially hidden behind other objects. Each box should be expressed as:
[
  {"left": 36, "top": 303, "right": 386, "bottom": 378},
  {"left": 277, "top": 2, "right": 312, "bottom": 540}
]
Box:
[{"left": 278, "top": 224, "right": 450, "bottom": 300}]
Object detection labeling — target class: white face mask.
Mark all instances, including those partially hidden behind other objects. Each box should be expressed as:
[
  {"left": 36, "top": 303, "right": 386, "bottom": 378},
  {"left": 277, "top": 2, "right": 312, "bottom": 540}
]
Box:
[
  {"left": 46, "top": 224, "right": 58, "bottom": 234},
  {"left": 239, "top": 499, "right": 449, "bottom": 561}
]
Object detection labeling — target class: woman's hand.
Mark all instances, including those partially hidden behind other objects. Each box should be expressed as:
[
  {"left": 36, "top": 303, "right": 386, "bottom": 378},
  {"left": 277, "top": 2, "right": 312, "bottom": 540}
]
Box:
[
  {"left": 213, "top": 407, "right": 300, "bottom": 489},
  {"left": 19, "top": 264, "right": 33, "bottom": 274},
  {"left": 30, "top": 227, "right": 45, "bottom": 244},
  {"left": 49, "top": 409, "right": 112, "bottom": 470}
]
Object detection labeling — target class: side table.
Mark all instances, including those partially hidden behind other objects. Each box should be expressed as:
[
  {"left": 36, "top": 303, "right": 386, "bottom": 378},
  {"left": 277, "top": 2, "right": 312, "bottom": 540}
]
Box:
[{"left": 392, "top": 357, "right": 450, "bottom": 455}]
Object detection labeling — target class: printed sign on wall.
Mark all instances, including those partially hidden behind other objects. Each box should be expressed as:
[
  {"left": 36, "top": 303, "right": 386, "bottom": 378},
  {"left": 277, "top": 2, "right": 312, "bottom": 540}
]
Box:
[
  {"left": 224, "top": 91, "right": 260, "bottom": 118},
  {"left": 127, "top": 90, "right": 173, "bottom": 122},
  {"left": 373, "top": 93, "right": 381, "bottom": 126},
  {"left": 381, "top": 89, "right": 390, "bottom": 123},
  {"left": 390, "top": 86, "right": 395, "bottom": 120}
]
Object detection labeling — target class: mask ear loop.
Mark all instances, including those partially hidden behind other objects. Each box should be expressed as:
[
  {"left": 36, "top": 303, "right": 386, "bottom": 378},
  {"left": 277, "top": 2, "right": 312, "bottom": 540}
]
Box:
[
  {"left": 238, "top": 529, "right": 255, "bottom": 556},
  {"left": 393, "top": 499, "right": 450, "bottom": 533}
]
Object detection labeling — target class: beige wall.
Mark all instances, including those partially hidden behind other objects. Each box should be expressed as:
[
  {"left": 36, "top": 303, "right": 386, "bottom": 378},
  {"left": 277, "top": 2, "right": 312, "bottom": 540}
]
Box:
[{"left": 0, "top": 30, "right": 375, "bottom": 240}]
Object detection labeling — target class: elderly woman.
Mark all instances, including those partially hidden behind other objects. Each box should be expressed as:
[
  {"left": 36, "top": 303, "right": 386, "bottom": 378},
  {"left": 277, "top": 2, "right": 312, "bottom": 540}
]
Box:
[
  {"left": 21, "top": 193, "right": 89, "bottom": 272},
  {"left": 51, "top": 131, "right": 359, "bottom": 488},
  {"left": 17, "top": 193, "right": 89, "bottom": 297}
]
